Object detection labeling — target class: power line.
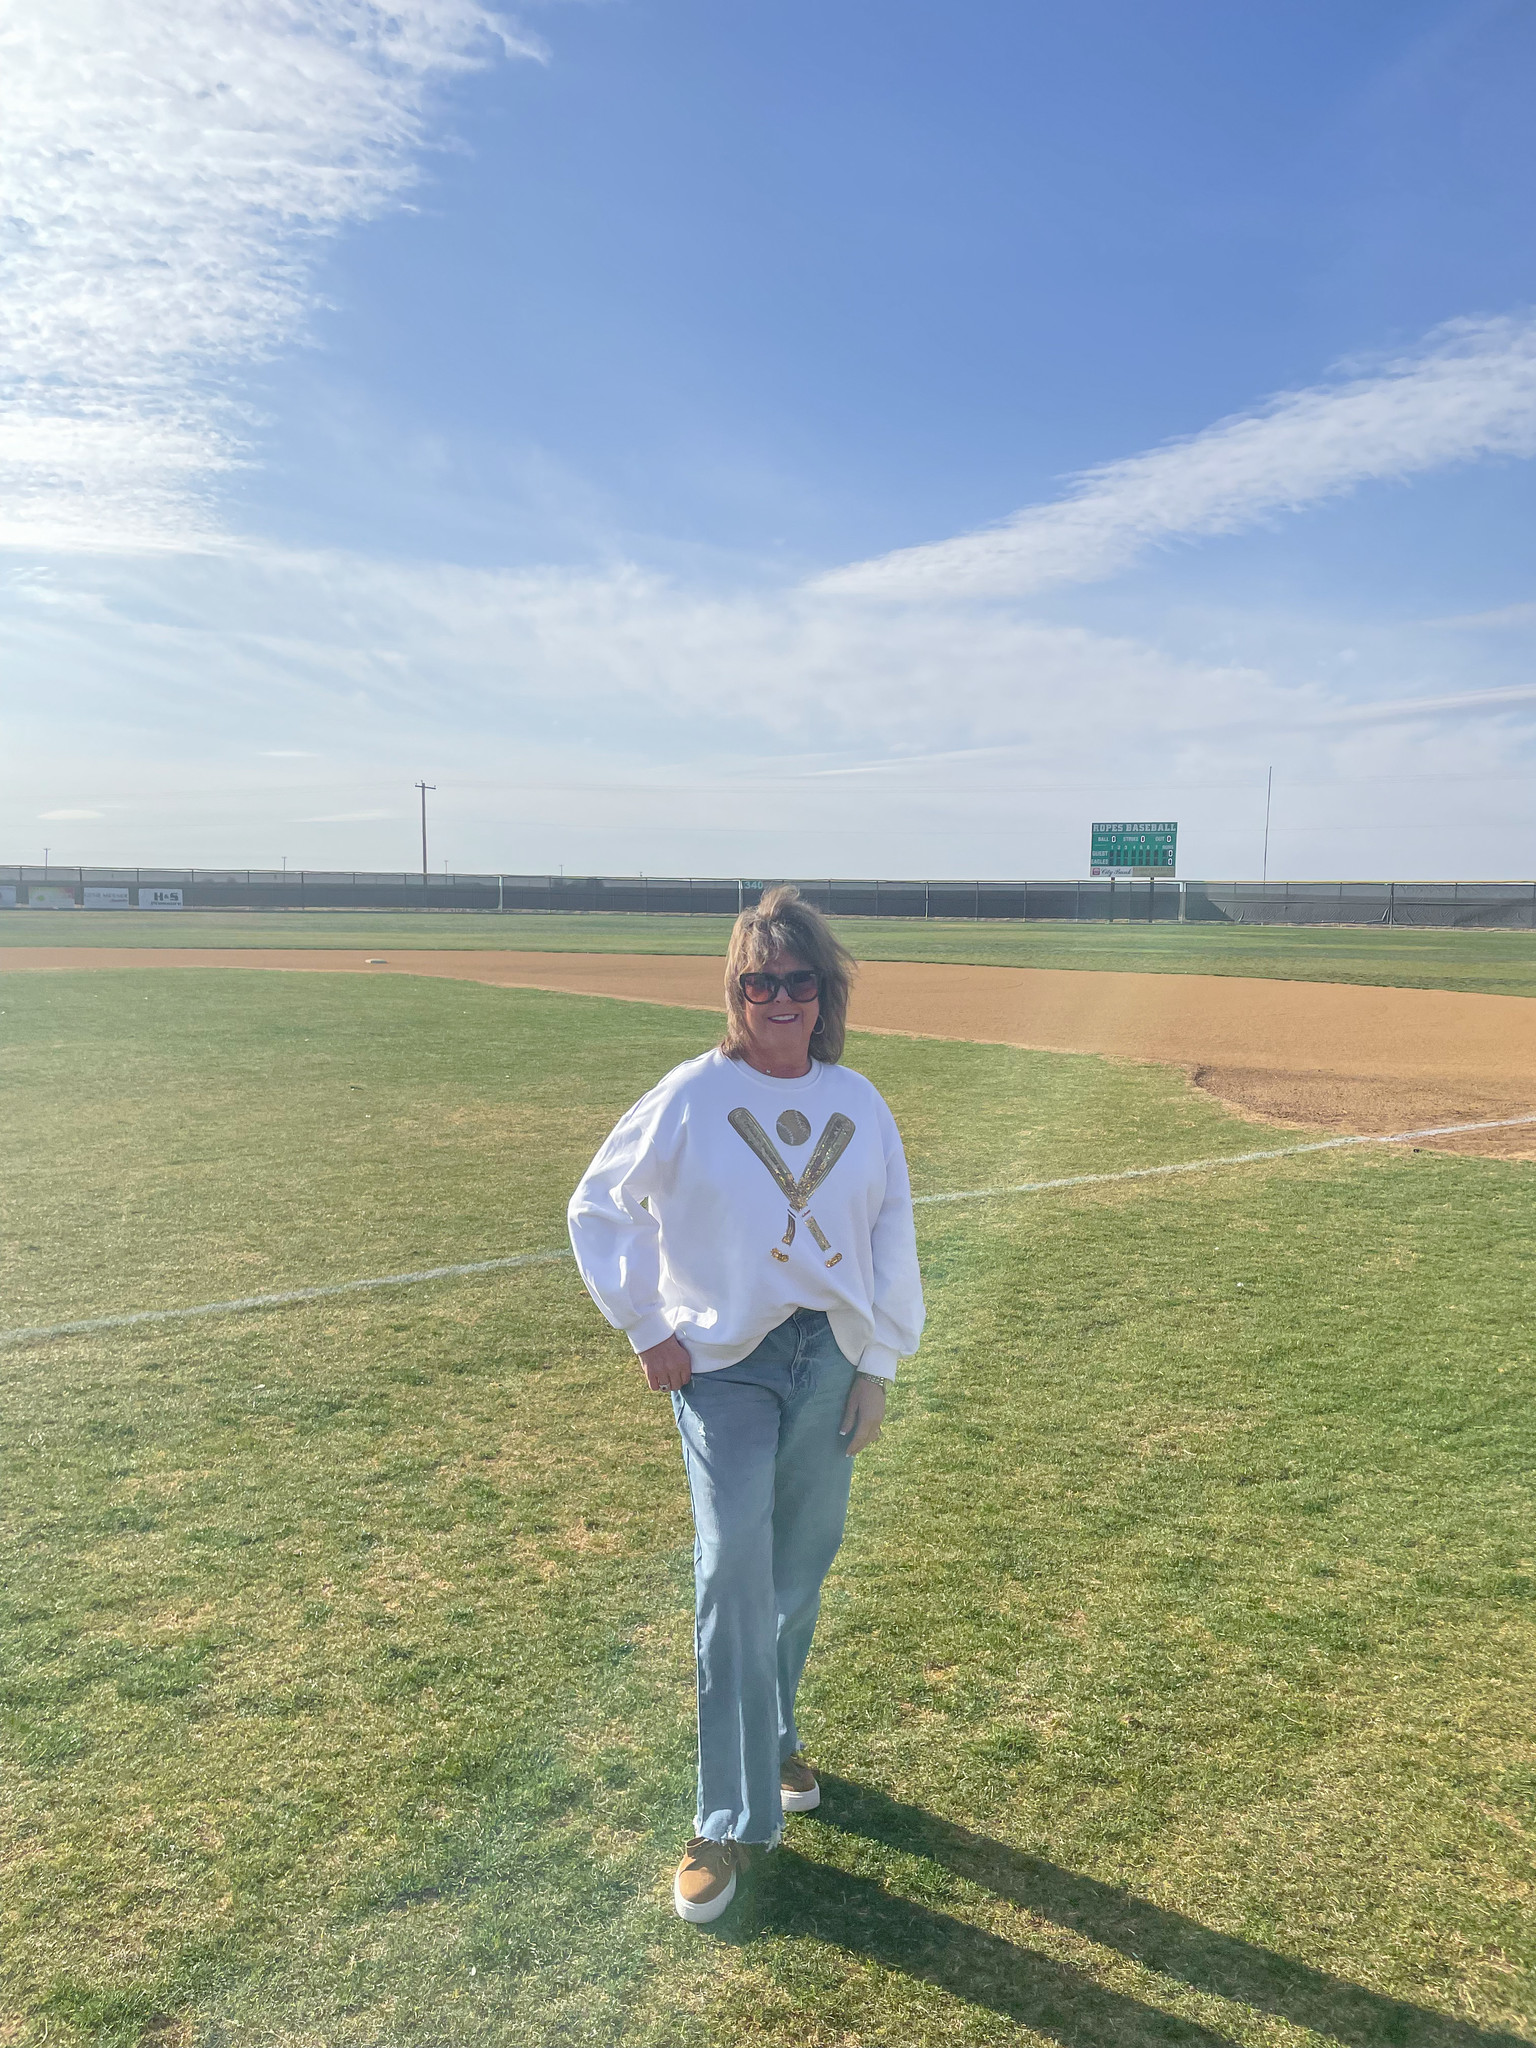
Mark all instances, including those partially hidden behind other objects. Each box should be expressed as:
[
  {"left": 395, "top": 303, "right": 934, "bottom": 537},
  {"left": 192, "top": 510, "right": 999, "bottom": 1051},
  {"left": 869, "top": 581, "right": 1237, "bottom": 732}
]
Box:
[{"left": 432, "top": 770, "right": 1536, "bottom": 797}]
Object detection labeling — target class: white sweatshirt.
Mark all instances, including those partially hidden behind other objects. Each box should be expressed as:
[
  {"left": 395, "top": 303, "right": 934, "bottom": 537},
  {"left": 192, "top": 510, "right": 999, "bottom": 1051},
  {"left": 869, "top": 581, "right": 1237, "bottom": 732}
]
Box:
[{"left": 567, "top": 1048, "right": 924, "bottom": 1380}]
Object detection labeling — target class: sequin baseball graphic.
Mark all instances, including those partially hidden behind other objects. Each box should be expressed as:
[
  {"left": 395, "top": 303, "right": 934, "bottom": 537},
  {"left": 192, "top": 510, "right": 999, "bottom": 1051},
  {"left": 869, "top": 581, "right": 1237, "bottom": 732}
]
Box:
[{"left": 727, "top": 1108, "right": 856, "bottom": 1265}]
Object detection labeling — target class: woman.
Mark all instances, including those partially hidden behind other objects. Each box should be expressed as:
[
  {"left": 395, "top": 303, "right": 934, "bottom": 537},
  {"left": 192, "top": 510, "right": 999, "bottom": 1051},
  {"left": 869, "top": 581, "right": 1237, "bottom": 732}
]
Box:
[{"left": 567, "top": 885, "right": 924, "bottom": 1923}]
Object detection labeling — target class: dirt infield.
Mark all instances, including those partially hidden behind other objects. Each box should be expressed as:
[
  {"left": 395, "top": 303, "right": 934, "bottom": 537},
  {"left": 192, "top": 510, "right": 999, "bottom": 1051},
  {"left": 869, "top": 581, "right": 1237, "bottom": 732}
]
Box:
[{"left": 10, "top": 946, "right": 1536, "bottom": 1155}]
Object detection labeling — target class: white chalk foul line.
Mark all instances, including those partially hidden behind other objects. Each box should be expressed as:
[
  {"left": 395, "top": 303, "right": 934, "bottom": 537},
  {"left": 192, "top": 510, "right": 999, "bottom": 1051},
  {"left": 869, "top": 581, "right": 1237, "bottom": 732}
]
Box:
[
  {"left": 0, "top": 1250, "right": 571, "bottom": 1349},
  {"left": 912, "top": 1110, "right": 1536, "bottom": 1207},
  {"left": 4, "top": 1111, "right": 1532, "bottom": 1351}
]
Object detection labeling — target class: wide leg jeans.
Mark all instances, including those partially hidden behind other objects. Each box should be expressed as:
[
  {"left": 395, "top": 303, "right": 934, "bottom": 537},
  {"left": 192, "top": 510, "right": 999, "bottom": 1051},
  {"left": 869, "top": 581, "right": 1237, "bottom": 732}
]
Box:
[{"left": 672, "top": 1308, "right": 857, "bottom": 1845}]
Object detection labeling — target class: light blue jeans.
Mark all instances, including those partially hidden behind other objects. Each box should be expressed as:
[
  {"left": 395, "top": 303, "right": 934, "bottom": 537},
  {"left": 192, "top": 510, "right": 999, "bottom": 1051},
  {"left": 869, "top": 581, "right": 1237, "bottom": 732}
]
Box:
[{"left": 672, "top": 1308, "right": 858, "bottom": 1845}]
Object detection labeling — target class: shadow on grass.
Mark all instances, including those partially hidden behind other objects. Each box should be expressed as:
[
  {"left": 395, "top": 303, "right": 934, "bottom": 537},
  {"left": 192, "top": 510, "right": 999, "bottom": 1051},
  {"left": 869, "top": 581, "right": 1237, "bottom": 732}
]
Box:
[
  {"left": 737, "top": 1777, "right": 1522, "bottom": 2048},
  {"left": 727, "top": 1844, "right": 1240, "bottom": 2046}
]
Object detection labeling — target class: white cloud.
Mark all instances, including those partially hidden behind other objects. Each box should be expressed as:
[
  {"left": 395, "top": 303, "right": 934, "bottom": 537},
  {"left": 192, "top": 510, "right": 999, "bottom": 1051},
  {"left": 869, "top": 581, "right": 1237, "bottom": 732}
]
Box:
[
  {"left": 39, "top": 806, "right": 103, "bottom": 818},
  {"left": 0, "top": 0, "right": 537, "bottom": 552},
  {"left": 816, "top": 316, "right": 1536, "bottom": 601},
  {"left": 159, "top": 542, "right": 1291, "bottom": 749},
  {"left": 1430, "top": 601, "right": 1536, "bottom": 630},
  {"left": 5, "top": 531, "right": 1533, "bottom": 875},
  {"left": 11, "top": 540, "right": 1536, "bottom": 765},
  {"left": 1318, "top": 682, "right": 1536, "bottom": 725}
]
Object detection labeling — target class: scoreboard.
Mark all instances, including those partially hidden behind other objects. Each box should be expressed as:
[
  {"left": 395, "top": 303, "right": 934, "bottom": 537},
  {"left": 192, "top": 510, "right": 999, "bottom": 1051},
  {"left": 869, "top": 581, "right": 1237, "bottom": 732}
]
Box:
[{"left": 1090, "top": 822, "right": 1177, "bottom": 876}]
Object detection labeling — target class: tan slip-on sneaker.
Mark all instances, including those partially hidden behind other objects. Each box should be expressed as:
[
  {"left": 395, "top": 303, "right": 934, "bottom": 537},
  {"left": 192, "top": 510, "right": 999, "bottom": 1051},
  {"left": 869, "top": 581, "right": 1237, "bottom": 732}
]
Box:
[
  {"left": 780, "top": 1755, "right": 821, "bottom": 1812},
  {"left": 673, "top": 1837, "right": 743, "bottom": 1923}
]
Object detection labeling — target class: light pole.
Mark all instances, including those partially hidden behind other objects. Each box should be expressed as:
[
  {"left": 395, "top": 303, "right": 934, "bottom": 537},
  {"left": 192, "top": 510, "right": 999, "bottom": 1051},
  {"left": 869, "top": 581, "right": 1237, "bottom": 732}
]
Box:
[
  {"left": 415, "top": 781, "right": 435, "bottom": 888},
  {"left": 1261, "top": 767, "right": 1273, "bottom": 886}
]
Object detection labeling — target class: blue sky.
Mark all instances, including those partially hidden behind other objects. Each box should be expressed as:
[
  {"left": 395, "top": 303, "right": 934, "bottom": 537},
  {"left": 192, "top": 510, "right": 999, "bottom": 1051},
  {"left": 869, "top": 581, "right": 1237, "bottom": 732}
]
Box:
[{"left": 4, "top": 0, "right": 1536, "bottom": 878}]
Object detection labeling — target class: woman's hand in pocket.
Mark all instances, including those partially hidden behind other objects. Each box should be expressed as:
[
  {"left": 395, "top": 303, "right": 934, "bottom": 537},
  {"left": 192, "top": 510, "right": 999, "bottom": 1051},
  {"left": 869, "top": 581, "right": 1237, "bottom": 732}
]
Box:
[{"left": 639, "top": 1333, "right": 692, "bottom": 1391}]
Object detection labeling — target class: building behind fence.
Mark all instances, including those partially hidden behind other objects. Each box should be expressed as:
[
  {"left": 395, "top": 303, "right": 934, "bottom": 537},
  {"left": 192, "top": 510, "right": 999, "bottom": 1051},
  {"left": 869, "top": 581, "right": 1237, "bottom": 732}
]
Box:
[{"left": 4, "top": 866, "right": 1535, "bottom": 928}]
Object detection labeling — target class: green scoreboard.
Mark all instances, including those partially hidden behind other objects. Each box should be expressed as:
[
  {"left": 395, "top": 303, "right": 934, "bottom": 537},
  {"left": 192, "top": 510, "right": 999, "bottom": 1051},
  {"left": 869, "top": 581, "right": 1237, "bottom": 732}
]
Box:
[{"left": 1090, "top": 821, "right": 1178, "bottom": 876}]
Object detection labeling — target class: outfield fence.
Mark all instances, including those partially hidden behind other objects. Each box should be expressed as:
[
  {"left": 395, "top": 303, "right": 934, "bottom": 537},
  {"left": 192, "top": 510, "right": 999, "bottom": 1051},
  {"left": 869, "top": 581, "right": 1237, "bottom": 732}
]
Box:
[{"left": 4, "top": 867, "right": 1536, "bottom": 929}]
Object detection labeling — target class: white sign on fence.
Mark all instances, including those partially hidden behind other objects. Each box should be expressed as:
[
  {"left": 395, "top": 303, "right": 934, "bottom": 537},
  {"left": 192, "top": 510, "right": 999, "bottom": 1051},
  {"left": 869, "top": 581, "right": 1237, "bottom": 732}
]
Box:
[
  {"left": 0, "top": 886, "right": 15, "bottom": 907},
  {"left": 138, "top": 887, "right": 184, "bottom": 909},
  {"left": 84, "top": 886, "right": 131, "bottom": 909},
  {"left": 28, "top": 885, "right": 77, "bottom": 909}
]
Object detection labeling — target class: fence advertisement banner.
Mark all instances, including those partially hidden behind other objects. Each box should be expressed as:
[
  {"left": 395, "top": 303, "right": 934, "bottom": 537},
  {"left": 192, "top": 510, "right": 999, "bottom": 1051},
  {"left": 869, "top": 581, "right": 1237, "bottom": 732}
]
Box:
[
  {"left": 137, "top": 887, "right": 184, "bottom": 909},
  {"left": 27, "top": 885, "right": 77, "bottom": 909},
  {"left": 84, "top": 886, "right": 131, "bottom": 908}
]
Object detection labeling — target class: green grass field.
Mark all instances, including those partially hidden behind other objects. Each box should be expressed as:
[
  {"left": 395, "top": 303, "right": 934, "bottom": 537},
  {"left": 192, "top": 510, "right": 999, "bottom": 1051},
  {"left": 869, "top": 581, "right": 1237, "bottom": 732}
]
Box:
[
  {"left": 3, "top": 968, "right": 1533, "bottom": 2047},
  {"left": 7, "top": 907, "right": 1536, "bottom": 998}
]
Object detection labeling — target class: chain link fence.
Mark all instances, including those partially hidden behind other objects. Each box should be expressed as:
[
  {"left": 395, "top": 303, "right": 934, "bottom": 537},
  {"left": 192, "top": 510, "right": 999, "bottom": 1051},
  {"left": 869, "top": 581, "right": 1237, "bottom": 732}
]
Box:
[{"left": 5, "top": 867, "right": 1535, "bottom": 928}]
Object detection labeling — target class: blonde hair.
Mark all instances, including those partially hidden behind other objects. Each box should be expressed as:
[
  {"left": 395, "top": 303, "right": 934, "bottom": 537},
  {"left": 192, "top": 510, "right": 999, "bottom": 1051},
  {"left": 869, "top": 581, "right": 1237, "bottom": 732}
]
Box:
[{"left": 722, "top": 885, "right": 855, "bottom": 1065}]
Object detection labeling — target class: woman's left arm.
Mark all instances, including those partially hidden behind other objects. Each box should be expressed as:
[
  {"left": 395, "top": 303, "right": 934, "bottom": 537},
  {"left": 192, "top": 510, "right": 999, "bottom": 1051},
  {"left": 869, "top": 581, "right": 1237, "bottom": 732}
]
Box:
[
  {"left": 862, "top": 1106, "right": 926, "bottom": 1373},
  {"left": 841, "top": 1104, "right": 925, "bottom": 1454}
]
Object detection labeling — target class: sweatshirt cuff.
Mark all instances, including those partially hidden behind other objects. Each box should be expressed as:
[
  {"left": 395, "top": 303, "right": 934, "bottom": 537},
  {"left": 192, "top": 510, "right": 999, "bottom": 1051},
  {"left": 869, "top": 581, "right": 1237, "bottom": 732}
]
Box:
[
  {"left": 626, "top": 1311, "right": 675, "bottom": 1357},
  {"left": 855, "top": 1342, "right": 899, "bottom": 1382}
]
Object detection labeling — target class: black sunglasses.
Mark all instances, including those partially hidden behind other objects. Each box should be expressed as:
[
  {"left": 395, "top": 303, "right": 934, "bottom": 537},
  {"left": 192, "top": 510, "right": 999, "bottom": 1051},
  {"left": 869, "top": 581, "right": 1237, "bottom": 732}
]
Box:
[{"left": 739, "top": 969, "right": 821, "bottom": 1004}]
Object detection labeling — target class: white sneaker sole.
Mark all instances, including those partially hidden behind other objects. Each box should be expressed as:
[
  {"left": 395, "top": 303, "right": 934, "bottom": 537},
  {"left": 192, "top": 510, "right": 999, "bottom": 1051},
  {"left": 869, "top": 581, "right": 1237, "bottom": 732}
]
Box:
[
  {"left": 781, "top": 1779, "right": 821, "bottom": 1813},
  {"left": 673, "top": 1867, "right": 737, "bottom": 1923}
]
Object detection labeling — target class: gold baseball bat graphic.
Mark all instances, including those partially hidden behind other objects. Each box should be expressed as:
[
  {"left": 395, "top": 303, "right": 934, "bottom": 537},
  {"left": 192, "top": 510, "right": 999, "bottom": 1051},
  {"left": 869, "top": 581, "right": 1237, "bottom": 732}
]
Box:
[{"left": 727, "top": 1109, "right": 855, "bottom": 1266}]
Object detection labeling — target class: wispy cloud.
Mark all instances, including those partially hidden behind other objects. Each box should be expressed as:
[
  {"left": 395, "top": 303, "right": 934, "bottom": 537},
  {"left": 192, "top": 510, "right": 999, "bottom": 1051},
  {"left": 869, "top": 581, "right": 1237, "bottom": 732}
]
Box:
[
  {"left": 1429, "top": 601, "right": 1536, "bottom": 630},
  {"left": 39, "top": 806, "right": 103, "bottom": 818},
  {"left": 5, "top": 538, "right": 1533, "bottom": 875},
  {"left": 1317, "top": 682, "right": 1536, "bottom": 725},
  {"left": 816, "top": 316, "right": 1536, "bottom": 601},
  {"left": 13, "top": 538, "right": 1536, "bottom": 761},
  {"left": 297, "top": 807, "right": 399, "bottom": 821},
  {"left": 0, "top": 0, "right": 537, "bottom": 552}
]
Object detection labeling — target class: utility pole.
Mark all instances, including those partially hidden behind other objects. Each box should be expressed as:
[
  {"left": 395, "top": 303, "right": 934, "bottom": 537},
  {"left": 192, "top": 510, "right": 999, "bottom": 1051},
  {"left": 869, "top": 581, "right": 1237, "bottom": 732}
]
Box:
[
  {"left": 415, "top": 781, "right": 435, "bottom": 887},
  {"left": 1261, "top": 767, "right": 1273, "bottom": 885}
]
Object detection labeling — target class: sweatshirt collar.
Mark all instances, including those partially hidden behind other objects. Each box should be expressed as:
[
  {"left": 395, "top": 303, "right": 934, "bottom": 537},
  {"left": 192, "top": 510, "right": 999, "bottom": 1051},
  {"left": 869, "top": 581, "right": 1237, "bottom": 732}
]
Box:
[{"left": 716, "top": 1048, "right": 825, "bottom": 1094}]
